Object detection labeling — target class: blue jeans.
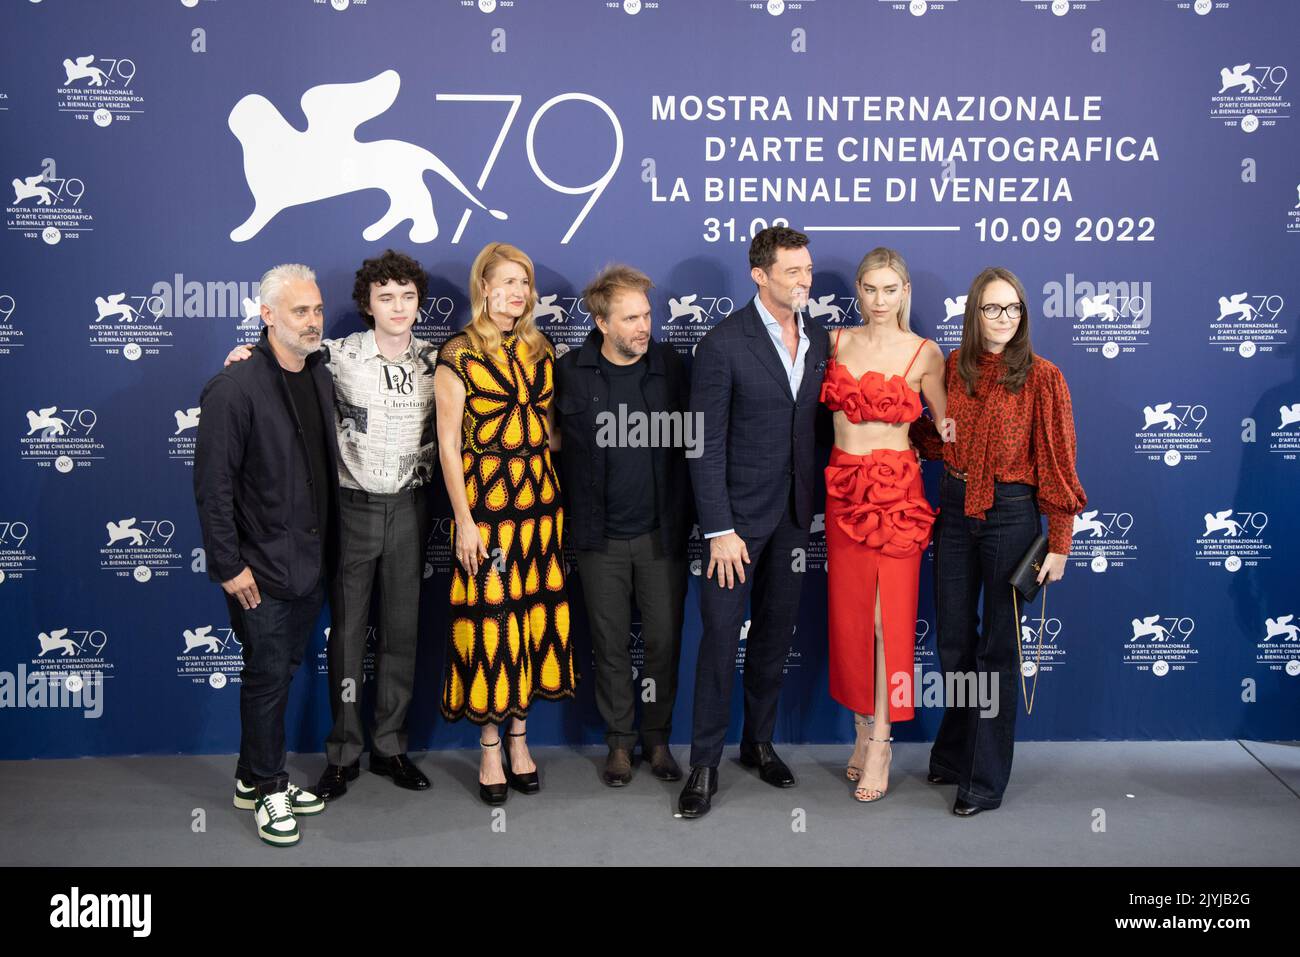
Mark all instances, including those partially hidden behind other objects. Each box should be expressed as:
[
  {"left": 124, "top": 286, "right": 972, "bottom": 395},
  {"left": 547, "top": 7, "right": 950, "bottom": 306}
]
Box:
[
  {"left": 929, "top": 475, "right": 1042, "bottom": 809},
  {"left": 226, "top": 577, "right": 326, "bottom": 794}
]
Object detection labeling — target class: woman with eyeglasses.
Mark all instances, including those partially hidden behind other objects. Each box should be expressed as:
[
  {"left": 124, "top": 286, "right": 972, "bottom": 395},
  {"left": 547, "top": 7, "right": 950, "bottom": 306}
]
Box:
[{"left": 911, "top": 266, "right": 1086, "bottom": 817}]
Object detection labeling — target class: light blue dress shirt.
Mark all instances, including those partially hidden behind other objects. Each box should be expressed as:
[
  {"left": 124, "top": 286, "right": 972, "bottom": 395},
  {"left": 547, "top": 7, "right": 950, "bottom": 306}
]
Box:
[{"left": 754, "top": 294, "right": 810, "bottom": 399}]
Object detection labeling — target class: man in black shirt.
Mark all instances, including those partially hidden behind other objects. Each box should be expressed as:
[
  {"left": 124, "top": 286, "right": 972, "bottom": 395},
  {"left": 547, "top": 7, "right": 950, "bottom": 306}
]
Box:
[
  {"left": 194, "top": 263, "right": 340, "bottom": 847},
  {"left": 555, "top": 265, "right": 693, "bottom": 787},
  {"left": 283, "top": 365, "right": 333, "bottom": 567}
]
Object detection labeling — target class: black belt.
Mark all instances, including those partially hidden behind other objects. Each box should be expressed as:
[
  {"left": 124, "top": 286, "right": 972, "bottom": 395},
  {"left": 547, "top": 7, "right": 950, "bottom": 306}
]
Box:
[{"left": 340, "top": 485, "right": 424, "bottom": 504}]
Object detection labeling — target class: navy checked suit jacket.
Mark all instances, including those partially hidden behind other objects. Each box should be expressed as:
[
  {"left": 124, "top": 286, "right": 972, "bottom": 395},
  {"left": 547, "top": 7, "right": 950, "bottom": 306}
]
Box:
[{"left": 688, "top": 297, "right": 830, "bottom": 540}]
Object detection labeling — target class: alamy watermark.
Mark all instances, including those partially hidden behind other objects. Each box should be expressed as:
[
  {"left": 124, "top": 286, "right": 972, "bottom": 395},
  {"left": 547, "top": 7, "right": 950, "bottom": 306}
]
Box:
[
  {"left": 595, "top": 403, "right": 704, "bottom": 458},
  {"left": 891, "top": 666, "right": 1000, "bottom": 717},
  {"left": 49, "top": 886, "right": 150, "bottom": 937},
  {"left": 0, "top": 668, "right": 103, "bottom": 718}
]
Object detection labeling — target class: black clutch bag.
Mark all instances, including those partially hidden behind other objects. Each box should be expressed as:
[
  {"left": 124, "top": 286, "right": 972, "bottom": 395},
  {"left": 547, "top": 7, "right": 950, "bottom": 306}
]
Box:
[
  {"left": 1010, "top": 534, "right": 1051, "bottom": 715},
  {"left": 1008, "top": 534, "right": 1050, "bottom": 603}
]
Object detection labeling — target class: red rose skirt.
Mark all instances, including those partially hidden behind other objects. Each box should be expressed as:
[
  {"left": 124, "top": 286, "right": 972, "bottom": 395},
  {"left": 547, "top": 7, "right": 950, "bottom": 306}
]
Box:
[{"left": 824, "top": 446, "right": 936, "bottom": 721}]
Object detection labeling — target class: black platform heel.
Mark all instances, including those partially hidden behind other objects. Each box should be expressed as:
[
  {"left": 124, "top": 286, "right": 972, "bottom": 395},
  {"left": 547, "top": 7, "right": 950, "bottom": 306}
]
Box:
[
  {"left": 504, "top": 730, "right": 540, "bottom": 794},
  {"left": 479, "top": 738, "right": 508, "bottom": 806}
]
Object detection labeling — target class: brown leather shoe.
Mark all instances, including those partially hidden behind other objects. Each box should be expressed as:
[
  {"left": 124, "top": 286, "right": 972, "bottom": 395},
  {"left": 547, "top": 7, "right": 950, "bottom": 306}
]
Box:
[
  {"left": 645, "top": 744, "right": 682, "bottom": 781},
  {"left": 603, "top": 747, "right": 633, "bottom": 787}
]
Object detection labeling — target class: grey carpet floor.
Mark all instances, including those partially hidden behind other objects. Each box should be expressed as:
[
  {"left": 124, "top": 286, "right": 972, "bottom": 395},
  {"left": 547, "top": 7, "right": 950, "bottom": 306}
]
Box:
[{"left": 2, "top": 742, "right": 1297, "bottom": 866}]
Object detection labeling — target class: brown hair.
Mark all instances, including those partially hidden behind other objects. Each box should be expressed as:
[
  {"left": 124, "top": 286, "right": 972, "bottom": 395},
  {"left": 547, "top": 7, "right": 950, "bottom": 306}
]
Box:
[
  {"left": 352, "top": 249, "right": 427, "bottom": 329},
  {"left": 582, "top": 264, "right": 653, "bottom": 321},
  {"left": 465, "top": 242, "right": 549, "bottom": 365},
  {"left": 956, "top": 266, "right": 1035, "bottom": 395},
  {"left": 855, "top": 247, "right": 912, "bottom": 333},
  {"left": 748, "top": 226, "right": 810, "bottom": 272}
]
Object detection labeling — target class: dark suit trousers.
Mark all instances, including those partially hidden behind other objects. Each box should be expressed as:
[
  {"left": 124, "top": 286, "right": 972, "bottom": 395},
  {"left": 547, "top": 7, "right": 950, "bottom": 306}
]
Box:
[
  {"left": 689, "top": 503, "right": 808, "bottom": 768},
  {"left": 575, "top": 532, "right": 687, "bottom": 751},
  {"left": 325, "top": 487, "right": 432, "bottom": 765}
]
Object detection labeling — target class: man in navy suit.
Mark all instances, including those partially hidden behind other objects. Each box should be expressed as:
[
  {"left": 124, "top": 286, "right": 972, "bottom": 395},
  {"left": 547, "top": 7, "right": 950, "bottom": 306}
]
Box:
[{"left": 678, "top": 227, "right": 829, "bottom": 819}]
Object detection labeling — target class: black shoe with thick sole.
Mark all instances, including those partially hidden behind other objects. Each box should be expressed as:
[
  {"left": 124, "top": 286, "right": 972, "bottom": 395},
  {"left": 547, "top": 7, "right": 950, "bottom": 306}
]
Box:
[
  {"left": 315, "top": 760, "right": 361, "bottom": 802},
  {"left": 504, "top": 731, "right": 540, "bottom": 794},
  {"left": 370, "top": 752, "right": 431, "bottom": 791},
  {"left": 677, "top": 766, "right": 718, "bottom": 819},
  {"left": 479, "top": 739, "right": 508, "bottom": 806},
  {"left": 738, "top": 741, "right": 796, "bottom": 788},
  {"left": 953, "top": 797, "right": 990, "bottom": 817}
]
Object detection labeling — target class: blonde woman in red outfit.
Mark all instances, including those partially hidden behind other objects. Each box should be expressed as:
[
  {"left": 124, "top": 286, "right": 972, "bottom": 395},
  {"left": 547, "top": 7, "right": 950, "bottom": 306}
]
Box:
[{"left": 819, "top": 248, "right": 946, "bottom": 802}]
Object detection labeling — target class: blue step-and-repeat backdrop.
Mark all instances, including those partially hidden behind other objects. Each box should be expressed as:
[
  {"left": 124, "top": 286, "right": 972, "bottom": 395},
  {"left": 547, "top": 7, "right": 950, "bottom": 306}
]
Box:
[{"left": 2, "top": 0, "right": 1297, "bottom": 759}]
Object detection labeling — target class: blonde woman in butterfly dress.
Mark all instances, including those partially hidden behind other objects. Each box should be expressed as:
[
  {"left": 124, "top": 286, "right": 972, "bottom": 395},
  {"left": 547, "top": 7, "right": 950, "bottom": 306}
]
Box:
[{"left": 434, "top": 242, "right": 577, "bottom": 805}]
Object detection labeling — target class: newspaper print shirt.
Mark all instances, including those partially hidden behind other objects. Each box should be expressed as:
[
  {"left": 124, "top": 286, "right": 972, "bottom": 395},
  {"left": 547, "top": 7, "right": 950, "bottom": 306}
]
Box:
[{"left": 323, "top": 329, "right": 438, "bottom": 494}]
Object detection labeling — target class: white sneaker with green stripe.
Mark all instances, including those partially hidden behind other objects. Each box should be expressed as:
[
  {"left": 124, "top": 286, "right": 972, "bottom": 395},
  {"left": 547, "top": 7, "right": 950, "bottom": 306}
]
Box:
[
  {"left": 254, "top": 790, "right": 299, "bottom": 847},
  {"left": 235, "top": 779, "right": 325, "bottom": 815}
]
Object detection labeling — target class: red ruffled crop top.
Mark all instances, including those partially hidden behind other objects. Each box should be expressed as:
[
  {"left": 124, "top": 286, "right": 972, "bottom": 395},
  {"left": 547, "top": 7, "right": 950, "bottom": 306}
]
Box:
[{"left": 819, "top": 331, "right": 927, "bottom": 424}]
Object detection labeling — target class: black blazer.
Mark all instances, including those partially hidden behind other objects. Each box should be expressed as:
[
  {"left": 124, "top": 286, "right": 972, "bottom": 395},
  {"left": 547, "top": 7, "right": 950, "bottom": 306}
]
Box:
[
  {"left": 688, "top": 298, "right": 829, "bottom": 539},
  {"left": 193, "top": 329, "right": 341, "bottom": 600},
  {"left": 555, "top": 329, "right": 694, "bottom": 555}
]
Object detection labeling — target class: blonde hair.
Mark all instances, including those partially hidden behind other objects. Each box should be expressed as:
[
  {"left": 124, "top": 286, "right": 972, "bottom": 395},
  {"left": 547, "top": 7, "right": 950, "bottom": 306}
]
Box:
[
  {"left": 582, "top": 263, "right": 653, "bottom": 320},
  {"left": 466, "top": 242, "right": 549, "bottom": 365},
  {"left": 854, "top": 247, "right": 912, "bottom": 333}
]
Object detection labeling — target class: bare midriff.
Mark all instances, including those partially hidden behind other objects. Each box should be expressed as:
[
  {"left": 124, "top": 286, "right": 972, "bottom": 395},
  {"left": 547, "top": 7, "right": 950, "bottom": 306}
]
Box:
[{"left": 832, "top": 411, "right": 916, "bottom": 456}]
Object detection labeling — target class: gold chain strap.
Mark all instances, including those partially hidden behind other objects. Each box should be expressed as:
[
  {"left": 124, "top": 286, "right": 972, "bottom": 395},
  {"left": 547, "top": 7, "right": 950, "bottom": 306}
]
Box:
[{"left": 1012, "top": 582, "right": 1047, "bottom": 715}]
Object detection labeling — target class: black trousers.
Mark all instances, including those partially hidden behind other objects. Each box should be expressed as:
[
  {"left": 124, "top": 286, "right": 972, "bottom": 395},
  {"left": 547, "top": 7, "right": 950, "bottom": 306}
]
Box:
[
  {"left": 575, "top": 531, "right": 687, "bottom": 750},
  {"left": 689, "top": 504, "right": 808, "bottom": 768},
  {"left": 325, "top": 487, "right": 432, "bottom": 765},
  {"left": 929, "top": 475, "right": 1042, "bottom": 809}
]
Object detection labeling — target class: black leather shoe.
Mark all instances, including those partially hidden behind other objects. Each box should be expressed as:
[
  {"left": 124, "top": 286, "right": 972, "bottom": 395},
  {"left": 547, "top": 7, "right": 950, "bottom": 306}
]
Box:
[
  {"left": 738, "top": 741, "right": 796, "bottom": 788},
  {"left": 315, "top": 760, "right": 360, "bottom": 802},
  {"left": 953, "top": 797, "right": 987, "bottom": 817},
  {"left": 677, "top": 766, "right": 717, "bottom": 819},
  {"left": 370, "top": 752, "right": 431, "bottom": 791},
  {"left": 479, "top": 739, "right": 508, "bottom": 806},
  {"left": 603, "top": 747, "right": 633, "bottom": 787},
  {"left": 645, "top": 744, "right": 682, "bottom": 782},
  {"left": 927, "top": 772, "right": 958, "bottom": 785},
  {"left": 504, "top": 731, "right": 540, "bottom": 794}
]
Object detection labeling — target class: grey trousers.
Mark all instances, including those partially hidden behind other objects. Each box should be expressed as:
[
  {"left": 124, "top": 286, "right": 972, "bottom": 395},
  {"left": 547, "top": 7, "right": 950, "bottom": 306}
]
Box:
[
  {"left": 325, "top": 487, "right": 432, "bottom": 765},
  {"left": 575, "top": 532, "right": 687, "bottom": 751}
]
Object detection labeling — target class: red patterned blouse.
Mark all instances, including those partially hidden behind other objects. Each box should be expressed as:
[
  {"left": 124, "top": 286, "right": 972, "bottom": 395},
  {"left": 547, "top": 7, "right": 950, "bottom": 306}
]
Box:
[{"left": 911, "top": 349, "right": 1086, "bottom": 555}]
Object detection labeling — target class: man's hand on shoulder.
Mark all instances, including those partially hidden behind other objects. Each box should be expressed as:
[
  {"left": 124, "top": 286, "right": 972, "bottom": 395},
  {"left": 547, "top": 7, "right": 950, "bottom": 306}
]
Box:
[{"left": 223, "top": 344, "right": 253, "bottom": 367}]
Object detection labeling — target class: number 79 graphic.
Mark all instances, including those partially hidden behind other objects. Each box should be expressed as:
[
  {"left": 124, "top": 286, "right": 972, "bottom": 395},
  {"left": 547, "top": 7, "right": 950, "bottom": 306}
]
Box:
[{"left": 435, "top": 93, "right": 623, "bottom": 245}]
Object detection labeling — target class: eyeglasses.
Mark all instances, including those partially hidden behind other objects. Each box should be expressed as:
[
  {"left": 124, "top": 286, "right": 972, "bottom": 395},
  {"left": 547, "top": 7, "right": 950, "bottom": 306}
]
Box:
[{"left": 979, "top": 302, "right": 1023, "bottom": 321}]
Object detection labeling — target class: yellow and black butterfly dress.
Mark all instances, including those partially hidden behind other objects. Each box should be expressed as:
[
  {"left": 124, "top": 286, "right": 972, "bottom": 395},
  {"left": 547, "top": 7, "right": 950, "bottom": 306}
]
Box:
[{"left": 437, "top": 331, "right": 576, "bottom": 723}]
